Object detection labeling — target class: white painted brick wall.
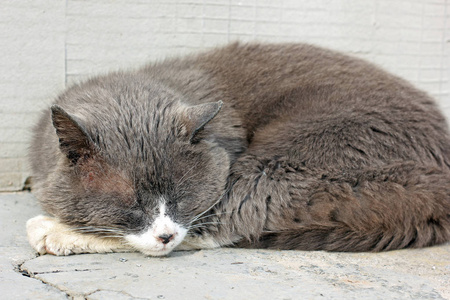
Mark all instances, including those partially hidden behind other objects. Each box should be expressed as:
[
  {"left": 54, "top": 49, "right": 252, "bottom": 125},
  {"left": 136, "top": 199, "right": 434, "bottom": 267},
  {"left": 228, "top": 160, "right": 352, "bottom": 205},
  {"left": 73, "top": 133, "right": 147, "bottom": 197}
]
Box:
[
  {"left": 1, "top": 0, "right": 449, "bottom": 191},
  {"left": 0, "top": 1, "right": 65, "bottom": 191}
]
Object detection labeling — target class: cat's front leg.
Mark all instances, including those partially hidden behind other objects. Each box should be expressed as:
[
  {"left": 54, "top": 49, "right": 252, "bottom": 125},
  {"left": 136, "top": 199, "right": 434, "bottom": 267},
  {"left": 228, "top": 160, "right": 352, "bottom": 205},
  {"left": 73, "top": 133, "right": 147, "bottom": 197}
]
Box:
[
  {"left": 26, "top": 215, "right": 133, "bottom": 255},
  {"left": 176, "top": 232, "right": 241, "bottom": 251},
  {"left": 175, "top": 233, "right": 221, "bottom": 251}
]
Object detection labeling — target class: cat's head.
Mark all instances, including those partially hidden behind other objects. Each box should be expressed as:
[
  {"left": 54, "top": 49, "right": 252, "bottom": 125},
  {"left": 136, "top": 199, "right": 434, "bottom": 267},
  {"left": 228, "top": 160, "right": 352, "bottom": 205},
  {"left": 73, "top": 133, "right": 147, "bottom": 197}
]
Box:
[{"left": 45, "top": 98, "right": 229, "bottom": 256}]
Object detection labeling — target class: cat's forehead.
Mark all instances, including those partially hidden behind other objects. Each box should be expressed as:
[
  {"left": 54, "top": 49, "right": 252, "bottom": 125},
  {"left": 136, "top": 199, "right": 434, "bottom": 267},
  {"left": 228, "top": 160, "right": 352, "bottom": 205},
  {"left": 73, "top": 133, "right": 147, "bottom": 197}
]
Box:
[{"left": 83, "top": 99, "right": 183, "bottom": 159}]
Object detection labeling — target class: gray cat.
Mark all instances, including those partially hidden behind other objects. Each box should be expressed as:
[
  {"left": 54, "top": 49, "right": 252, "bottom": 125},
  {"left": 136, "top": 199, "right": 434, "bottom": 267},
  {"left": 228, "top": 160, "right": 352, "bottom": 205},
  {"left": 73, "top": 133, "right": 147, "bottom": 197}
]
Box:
[{"left": 27, "top": 42, "right": 450, "bottom": 256}]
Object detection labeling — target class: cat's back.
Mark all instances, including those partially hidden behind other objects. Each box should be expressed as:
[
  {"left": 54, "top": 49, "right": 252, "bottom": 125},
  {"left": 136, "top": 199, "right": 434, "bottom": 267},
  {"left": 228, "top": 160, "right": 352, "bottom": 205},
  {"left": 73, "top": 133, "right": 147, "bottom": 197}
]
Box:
[
  {"left": 176, "top": 42, "right": 449, "bottom": 168},
  {"left": 196, "top": 42, "right": 434, "bottom": 109},
  {"left": 177, "top": 43, "right": 445, "bottom": 142}
]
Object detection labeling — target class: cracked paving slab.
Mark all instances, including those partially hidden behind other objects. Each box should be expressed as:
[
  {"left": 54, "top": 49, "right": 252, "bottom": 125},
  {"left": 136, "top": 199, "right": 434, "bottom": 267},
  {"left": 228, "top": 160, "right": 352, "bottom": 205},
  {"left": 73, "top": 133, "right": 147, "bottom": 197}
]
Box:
[
  {"left": 2, "top": 192, "right": 450, "bottom": 300},
  {"left": 0, "top": 192, "right": 69, "bottom": 299}
]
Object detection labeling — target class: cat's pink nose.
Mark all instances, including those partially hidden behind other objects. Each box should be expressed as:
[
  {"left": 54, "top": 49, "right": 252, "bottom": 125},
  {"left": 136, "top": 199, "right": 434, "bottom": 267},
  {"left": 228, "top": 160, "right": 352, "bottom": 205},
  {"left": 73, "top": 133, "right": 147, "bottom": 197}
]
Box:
[{"left": 158, "top": 234, "right": 174, "bottom": 244}]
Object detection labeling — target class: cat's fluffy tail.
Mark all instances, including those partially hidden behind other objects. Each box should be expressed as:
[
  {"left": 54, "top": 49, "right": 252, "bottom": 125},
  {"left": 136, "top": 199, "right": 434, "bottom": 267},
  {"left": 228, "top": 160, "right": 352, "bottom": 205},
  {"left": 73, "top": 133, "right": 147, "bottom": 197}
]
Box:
[{"left": 236, "top": 162, "right": 450, "bottom": 252}]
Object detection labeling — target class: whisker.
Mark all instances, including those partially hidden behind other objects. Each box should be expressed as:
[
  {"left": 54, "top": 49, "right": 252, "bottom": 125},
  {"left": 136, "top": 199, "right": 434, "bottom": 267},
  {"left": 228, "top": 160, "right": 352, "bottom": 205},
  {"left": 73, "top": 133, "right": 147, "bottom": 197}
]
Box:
[
  {"left": 98, "top": 235, "right": 126, "bottom": 239},
  {"left": 70, "top": 226, "right": 127, "bottom": 236},
  {"left": 73, "top": 228, "right": 124, "bottom": 233},
  {"left": 177, "top": 161, "right": 200, "bottom": 186},
  {"left": 261, "top": 230, "right": 283, "bottom": 234},
  {"left": 187, "top": 221, "right": 225, "bottom": 229},
  {"left": 187, "top": 225, "right": 208, "bottom": 230},
  {"left": 73, "top": 225, "right": 125, "bottom": 230},
  {"left": 189, "top": 178, "right": 237, "bottom": 224},
  {"left": 72, "top": 228, "right": 120, "bottom": 233},
  {"left": 191, "top": 211, "right": 229, "bottom": 223}
]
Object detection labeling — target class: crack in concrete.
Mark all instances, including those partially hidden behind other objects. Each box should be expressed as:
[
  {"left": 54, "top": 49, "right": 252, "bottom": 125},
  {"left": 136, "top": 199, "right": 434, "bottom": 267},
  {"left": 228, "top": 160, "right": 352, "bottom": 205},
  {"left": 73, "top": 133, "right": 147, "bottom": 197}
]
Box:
[
  {"left": 85, "top": 289, "right": 151, "bottom": 300},
  {"left": 12, "top": 254, "right": 39, "bottom": 278},
  {"left": 31, "top": 268, "right": 104, "bottom": 275},
  {"left": 14, "top": 256, "right": 143, "bottom": 300},
  {"left": 16, "top": 256, "right": 73, "bottom": 299},
  {"left": 84, "top": 289, "right": 101, "bottom": 297}
]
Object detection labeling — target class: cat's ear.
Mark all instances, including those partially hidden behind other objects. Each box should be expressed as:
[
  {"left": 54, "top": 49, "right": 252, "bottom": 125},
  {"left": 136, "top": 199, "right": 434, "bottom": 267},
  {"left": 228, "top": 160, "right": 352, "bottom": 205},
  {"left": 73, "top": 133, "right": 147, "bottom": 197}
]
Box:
[
  {"left": 183, "top": 101, "right": 223, "bottom": 142},
  {"left": 51, "top": 105, "right": 96, "bottom": 164}
]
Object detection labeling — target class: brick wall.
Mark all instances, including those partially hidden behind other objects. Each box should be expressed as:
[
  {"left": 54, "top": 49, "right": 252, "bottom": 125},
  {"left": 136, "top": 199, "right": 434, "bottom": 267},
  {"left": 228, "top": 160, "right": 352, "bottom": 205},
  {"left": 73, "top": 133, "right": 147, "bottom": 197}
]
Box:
[{"left": 1, "top": 0, "right": 449, "bottom": 191}]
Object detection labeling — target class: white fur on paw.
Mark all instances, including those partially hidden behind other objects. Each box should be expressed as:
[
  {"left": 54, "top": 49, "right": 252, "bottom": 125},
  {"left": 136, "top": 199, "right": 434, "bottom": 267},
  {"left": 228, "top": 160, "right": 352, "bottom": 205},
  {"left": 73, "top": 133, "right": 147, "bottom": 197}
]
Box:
[
  {"left": 41, "top": 231, "right": 76, "bottom": 256},
  {"left": 27, "top": 215, "right": 133, "bottom": 256},
  {"left": 176, "top": 234, "right": 221, "bottom": 250},
  {"left": 26, "top": 215, "right": 73, "bottom": 256}
]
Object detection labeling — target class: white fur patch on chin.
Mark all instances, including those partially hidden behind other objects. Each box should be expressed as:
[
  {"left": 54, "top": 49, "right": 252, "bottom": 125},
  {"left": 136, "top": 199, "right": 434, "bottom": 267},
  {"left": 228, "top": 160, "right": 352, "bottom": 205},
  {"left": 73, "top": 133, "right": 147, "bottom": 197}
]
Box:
[{"left": 125, "top": 202, "right": 188, "bottom": 256}]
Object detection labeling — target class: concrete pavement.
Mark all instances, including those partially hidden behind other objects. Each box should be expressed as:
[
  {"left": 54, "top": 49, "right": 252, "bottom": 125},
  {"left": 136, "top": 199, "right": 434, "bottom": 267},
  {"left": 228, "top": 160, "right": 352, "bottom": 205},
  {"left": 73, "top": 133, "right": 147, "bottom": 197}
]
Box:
[{"left": 1, "top": 192, "right": 449, "bottom": 299}]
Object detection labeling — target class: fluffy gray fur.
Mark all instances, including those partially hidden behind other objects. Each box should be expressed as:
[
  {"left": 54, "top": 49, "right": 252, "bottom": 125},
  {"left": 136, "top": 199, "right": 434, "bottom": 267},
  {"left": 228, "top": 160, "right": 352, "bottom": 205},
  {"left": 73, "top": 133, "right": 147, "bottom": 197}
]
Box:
[{"left": 29, "top": 42, "right": 450, "bottom": 252}]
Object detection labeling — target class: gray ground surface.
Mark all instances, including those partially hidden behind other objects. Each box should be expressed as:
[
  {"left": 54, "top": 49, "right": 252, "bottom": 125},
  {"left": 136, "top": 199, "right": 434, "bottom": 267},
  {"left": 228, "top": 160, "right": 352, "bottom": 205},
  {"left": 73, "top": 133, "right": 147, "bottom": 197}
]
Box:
[{"left": 0, "top": 192, "right": 449, "bottom": 300}]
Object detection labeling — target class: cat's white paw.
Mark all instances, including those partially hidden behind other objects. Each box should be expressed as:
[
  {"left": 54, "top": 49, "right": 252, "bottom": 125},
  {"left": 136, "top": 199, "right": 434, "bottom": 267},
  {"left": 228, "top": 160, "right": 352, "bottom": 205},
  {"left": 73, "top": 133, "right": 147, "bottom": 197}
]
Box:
[
  {"left": 27, "top": 215, "right": 133, "bottom": 255},
  {"left": 176, "top": 233, "right": 221, "bottom": 251},
  {"left": 26, "top": 215, "right": 73, "bottom": 255}
]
